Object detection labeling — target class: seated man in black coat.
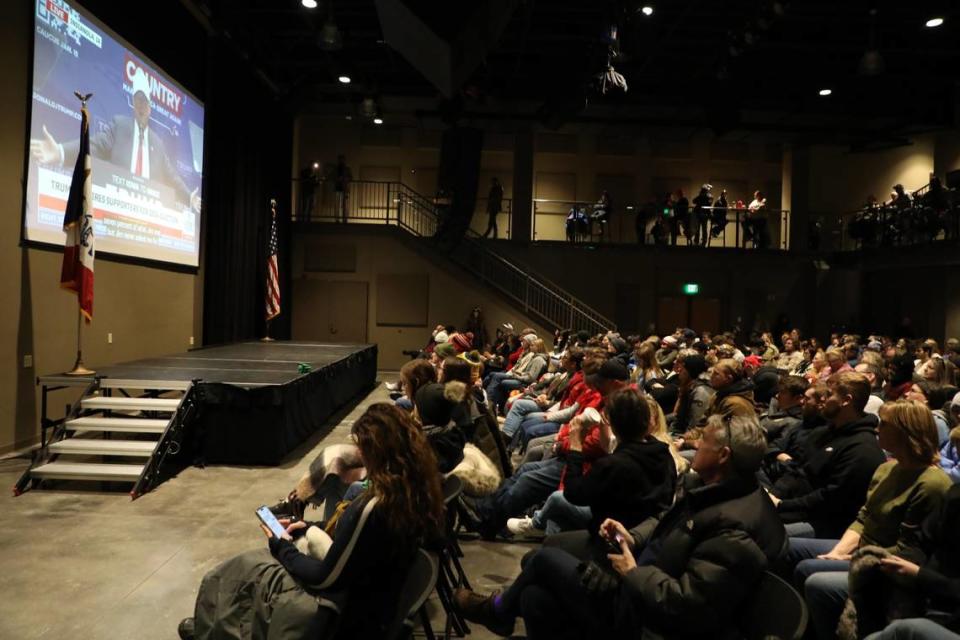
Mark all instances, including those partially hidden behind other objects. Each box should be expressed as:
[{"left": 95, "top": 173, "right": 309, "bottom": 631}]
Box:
[
  {"left": 454, "top": 413, "right": 786, "bottom": 640},
  {"left": 761, "top": 374, "right": 808, "bottom": 442},
  {"left": 768, "top": 372, "right": 886, "bottom": 539}
]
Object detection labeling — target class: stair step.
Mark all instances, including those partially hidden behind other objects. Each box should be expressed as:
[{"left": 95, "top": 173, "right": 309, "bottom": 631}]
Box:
[
  {"left": 48, "top": 439, "right": 157, "bottom": 457},
  {"left": 98, "top": 378, "right": 190, "bottom": 391},
  {"left": 81, "top": 397, "right": 180, "bottom": 412},
  {"left": 30, "top": 461, "right": 144, "bottom": 482},
  {"left": 66, "top": 417, "right": 169, "bottom": 433}
]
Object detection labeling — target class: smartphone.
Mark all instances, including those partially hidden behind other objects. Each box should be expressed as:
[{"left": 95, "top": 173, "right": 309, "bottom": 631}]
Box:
[
  {"left": 256, "top": 505, "right": 287, "bottom": 539},
  {"left": 606, "top": 532, "right": 625, "bottom": 554}
]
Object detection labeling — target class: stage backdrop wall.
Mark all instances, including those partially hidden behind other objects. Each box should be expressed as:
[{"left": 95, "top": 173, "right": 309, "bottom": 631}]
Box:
[{"left": 0, "top": 1, "right": 205, "bottom": 455}]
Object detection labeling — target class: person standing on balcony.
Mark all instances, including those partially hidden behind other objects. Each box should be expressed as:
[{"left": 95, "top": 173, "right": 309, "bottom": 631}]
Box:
[
  {"left": 748, "top": 190, "right": 768, "bottom": 249},
  {"left": 484, "top": 177, "right": 504, "bottom": 239},
  {"left": 692, "top": 183, "right": 713, "bottom": 247},
  {"left": 333, "top": 155, "right": 352, "bottom": 223}
]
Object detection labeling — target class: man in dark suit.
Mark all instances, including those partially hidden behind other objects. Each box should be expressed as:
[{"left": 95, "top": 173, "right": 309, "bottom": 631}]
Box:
[{"left": 31, "top": 68, "right": 200, "bottom": 212}]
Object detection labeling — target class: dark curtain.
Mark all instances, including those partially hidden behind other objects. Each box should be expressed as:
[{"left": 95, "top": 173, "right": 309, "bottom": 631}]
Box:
[{"left": 201, "top": 39, "right": 293, "bottom": 345}]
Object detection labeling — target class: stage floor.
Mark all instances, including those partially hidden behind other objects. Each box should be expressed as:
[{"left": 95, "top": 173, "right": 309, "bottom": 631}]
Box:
[{"left": 42, "top": 341, "right": 375, "bottom": 388}]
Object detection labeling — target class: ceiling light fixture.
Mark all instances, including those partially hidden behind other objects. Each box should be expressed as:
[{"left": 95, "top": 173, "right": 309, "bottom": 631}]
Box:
[
  {"left": 641, "top": 6, "right": 654, "bottom": 16},
  {"left": 818, "top": 88, "right": 832, "bottom": 96},
  {"left": 301, "top": 0, "right": 317, "bottom": 8},
  {"left": 373, "top": 117, "right": 384, "bottom": 125},
  {"left": 925, "top": 17, "right": 944, "bottom": 28},
  {"left": 338, "top": 75, "right": 351, "bottom": 84}
]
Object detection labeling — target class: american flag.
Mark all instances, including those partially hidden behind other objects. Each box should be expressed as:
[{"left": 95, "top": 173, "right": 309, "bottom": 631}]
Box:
[
  {"left": 60, "top": 95, "right": 95, "bottom": 321},
  {"left": 265, "top": 200, "right": 281, "bottom": 321}
]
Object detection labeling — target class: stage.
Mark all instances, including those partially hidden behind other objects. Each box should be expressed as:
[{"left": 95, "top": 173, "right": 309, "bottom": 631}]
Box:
[{"left": 41, "top": 341, "right": 378, "bottom": 467}]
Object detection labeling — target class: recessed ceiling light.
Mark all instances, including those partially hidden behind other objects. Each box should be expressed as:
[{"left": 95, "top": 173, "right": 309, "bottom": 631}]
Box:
[
  {"left": 345, "top": 115, "right": 353, "bottom": 120},
  {"left": 338, "top": 75, "right": 351, "bottom": 84},
  {"left": 925, "top": 17, "right": 944, "bottom": 28},
  {"left": 373, "top": 117, "right": 383, "bottom": 125},
  {"left": 818, "top": 88, "right": 832, "bottom": 96},
  {"left": 301, "top": 0, "right": 317, "bottom": 8},
  {"left": 641, "top": 6, "right": 654, "bottom": 16},
  {"left": 312, "top": 161, "right": 319, "bottom": 169}
]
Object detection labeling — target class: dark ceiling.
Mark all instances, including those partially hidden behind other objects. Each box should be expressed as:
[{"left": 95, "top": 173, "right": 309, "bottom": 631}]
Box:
[{"left": 187, "top": 0, "right": 959, "bottom": 141}]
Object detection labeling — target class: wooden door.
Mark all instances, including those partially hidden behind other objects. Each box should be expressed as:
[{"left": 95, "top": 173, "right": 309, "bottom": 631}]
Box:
[
  {"left": 656, "top": 297, "right": 688, "bottom": 335},
  {"left": 292, "top": 280, "right": 369, "bottom": 343}
]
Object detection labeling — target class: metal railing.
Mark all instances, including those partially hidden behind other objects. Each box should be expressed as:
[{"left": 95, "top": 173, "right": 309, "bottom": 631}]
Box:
[
  {"left": 532, "top": 199, "right": 791, "bottom": 250},
  {"left": 294, "top": 181, "right": 614, "bottom": 334},
  {"left": 813, "top": 203, "right": 960, "bottom": 252}
]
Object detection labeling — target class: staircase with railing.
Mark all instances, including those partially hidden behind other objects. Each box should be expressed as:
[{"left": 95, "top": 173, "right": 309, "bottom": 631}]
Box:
[{"left": 295, "top": 180, "right": 615, "bottom": 335}]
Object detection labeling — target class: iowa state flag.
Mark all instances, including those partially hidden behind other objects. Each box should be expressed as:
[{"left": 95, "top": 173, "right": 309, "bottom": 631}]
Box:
[{"left": 60, "top": 99, "right": 95, "bottom": 321}]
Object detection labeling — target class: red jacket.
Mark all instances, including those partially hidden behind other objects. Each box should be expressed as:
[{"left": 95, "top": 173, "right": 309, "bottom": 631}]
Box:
[
  {"left": 508, "top": 345, "right": 525, "bottom": 367},
  {"left": 555, "top": 389, "right": 605, "bottom": 488},
  {"left": 559, "top": 371, "right": 586, "bottom": 408}
]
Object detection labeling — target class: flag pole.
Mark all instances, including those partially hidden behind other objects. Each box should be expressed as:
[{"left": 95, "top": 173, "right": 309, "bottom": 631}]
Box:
[
  {"left": 261, "top": 198, "right": 279, "bottom": 342},
  {"left": 65, "top": 90, "right": 95, "bottom": 377},
  {"left": 66, "top": 306, "right": 95, "bottom": 376}
]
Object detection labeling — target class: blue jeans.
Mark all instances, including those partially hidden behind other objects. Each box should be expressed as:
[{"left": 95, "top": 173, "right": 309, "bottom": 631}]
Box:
[
  {"left": 532, "top": 490, "right": 592, "bottom": 535},
  {"left": 866, "top": 619, "right": 960, "bottom": 640},
  {"left": 503, "top": 399, "right": 544, "bottom": 438},
  {"left": 784, "top": 521, "right": 816, "bottom": 538},
  {"left": 805, "top": 571, "right": 850, "bottom": 640},
  {"left": 394, "top": 396, "right": 413, "bottom": 411},
  {"left": 516, "top": 419, "right": 561, "bottom": 451},
  {"left": 485, "top": 372, "right": 512, "bottom": 405},
  {"left": 475, "top": 458, "right": 565, "bottom": 535}
]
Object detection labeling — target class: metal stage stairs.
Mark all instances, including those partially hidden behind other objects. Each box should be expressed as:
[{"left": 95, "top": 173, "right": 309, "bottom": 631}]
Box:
[{"left": 15, "top": 377, "right": 199, "bottom": 499}]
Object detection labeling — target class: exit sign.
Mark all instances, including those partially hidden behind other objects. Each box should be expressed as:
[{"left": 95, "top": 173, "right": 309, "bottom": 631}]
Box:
[{"left": 683, "top": 283, "right": 700, "bottom": 295}]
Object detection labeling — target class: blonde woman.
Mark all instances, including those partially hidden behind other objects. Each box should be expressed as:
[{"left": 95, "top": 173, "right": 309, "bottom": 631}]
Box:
[
  {"left": 631, "top": 342, "right": 664, "bottom": 387},
  {"left": 644, "top": 395, "right": 689, "bottom": 475}
]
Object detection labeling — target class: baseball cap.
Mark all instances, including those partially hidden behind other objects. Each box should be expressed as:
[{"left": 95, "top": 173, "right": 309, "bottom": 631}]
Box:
[
  {"left": 681, "top": 354, "right": 707, "bottom": 378},
  {"left": 743, "top": 355, "right": 763, "bottom": 369},
  {"left": 586, "top": 359, "right": 630, "bottom": 387},
  {"left": 662, "top": 336, "right": 678, "bottom": 348},
  {"left": 951, "top": 391, "right": 960, "bottom": 411}
]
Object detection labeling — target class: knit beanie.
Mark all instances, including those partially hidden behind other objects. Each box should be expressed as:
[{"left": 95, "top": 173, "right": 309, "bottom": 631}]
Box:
[
  {"left": 451, "top": 332, "right": 473, "bottom": 353},
  {"left": 434, "top": 342, "right": 457, "bottom": 359}
]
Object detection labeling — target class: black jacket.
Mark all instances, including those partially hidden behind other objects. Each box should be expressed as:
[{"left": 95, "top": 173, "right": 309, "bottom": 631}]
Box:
[
  {"left": 917, "top": 484, "right": 960, "bottom": 630},
  {"left": 761, "top": 403, "right": 803, "bottom": 442},
  {"left": 619, "top": 475, "right": 787, "bottom": 639},
  {"left": 775, "top": 413, "right": 886, "bottom": 538},
  {"left": 564, "top": 438, "right": 677, "bottom": 533}
]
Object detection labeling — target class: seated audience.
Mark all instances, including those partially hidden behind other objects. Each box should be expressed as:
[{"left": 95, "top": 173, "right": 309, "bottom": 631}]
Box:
[
  {"left": 629, "top": 341, "right": 663, "bottom": 387},
  {"left": 464, "top": 359, "right": 630, "bottom": 540},
  {"left": 486, "top": 336, "right": 548, "bottom": 415},
  {"left": 506, "top": 388, "right": 677, "bottom": 538},
  {"left": 776, "top": 336, "right": 805, "bottom": 372},
  {"left": 178, "top": 404, "right": 445, "bottom": 640},
  {"left": 941, "top": 424, "right": 960, "bottom": 484},
  {"left": 767, "top": 372, "right": 886, "bottom": 538},
  {"left": 906, "top": 380, "right": 952, "bottom": 446},
  {"left": 675, "top": 358, "right": 755, "bottom": 453},
  {"left": 762, "top": 381, "right": 828, "bottom": 485},
  {"left": 655, "top": 335, "right": 679, "bottom": 371},
  {"left": 395, "top": 358, "right": 436, "bottom": 411},
  {"left": 454, "top": 414, "right": 785, "bottom": 640},
  {"left": 760, "top": 374, "right": 808, "bottom": 441},
  {"left": 500, "top": 348, "right": 584, "bottom": 440},
  {"left": 670, "top": 353, "right": 714, "bottom": 434},
  {"left": 414, "top": 381, "right": 469, "bottom": 473},
  {"left": 784, "top": 400, "right": 951, "bottom": 639},
  {"left": 856, "top": 484, "right": 960, "bottom": 639}
]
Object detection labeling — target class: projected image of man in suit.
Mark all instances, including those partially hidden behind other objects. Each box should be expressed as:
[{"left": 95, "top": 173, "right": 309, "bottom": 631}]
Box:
[{"left": 31, "top": 68, "right": 201, "bottom": 213}]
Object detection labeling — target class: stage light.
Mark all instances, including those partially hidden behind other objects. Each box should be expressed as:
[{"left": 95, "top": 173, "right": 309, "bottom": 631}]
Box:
[
  {"left": 301, "top": 0, "right": 317, "bottom": 8},
  {"left": 641, "top": 6, "right": 654, "bottom": 16},
  {"left": 338, "top": 75, "right": 351, "bottom": 84},
  {"left": 818, "top": 88, "right": 832, "bottom": 96},
  {"left": 312, "top": 161, "right": 319, "bottom": 169},
  {"left": 925, "top": 17, "right": 944, "bottom": 28},
  {"left": 373, "top": 117, "right": 383, "bottom": 125}
]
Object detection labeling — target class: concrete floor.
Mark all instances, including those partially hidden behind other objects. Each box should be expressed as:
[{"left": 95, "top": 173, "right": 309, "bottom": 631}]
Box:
[{"left": 0, "top": 374, "right": 532, "bottom": 639}]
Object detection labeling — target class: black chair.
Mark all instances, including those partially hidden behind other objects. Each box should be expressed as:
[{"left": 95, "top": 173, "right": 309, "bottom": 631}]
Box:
[
  {"left": 741, "top": 571, "right": 808, "bottom": 640},
  {"left": 436, "top": 475, "right": 472, "bottom": 638},
  {"left": 384, "top": 548, "right": 440, "bottom": 640}
]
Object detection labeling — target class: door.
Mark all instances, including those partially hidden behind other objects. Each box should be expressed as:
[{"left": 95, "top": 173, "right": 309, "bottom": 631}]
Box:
[
  {"left": 292, "top": 280, "right": 369, "bottom": 343},
  {"left": 656, "top": 297, "right": 688, "bottom": 335}
]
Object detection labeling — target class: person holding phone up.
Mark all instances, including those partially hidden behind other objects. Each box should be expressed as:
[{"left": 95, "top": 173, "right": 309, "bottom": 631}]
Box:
[{"left": 177, "top": 403, "right": 445, "bottom": 640}]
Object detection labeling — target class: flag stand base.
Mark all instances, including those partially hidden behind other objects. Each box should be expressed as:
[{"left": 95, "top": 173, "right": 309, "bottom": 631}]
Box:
[{"left": 65, "top": 357, "right": 95, "bottom": 376}]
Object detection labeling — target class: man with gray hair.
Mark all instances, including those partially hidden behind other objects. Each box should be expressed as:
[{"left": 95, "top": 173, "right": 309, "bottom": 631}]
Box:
[{"left": 455, "top": 413, "right": 787, "bottom": 639}]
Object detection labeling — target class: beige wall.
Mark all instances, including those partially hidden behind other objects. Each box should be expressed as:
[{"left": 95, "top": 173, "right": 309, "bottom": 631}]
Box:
[
  {"left": 806, "top": 136, "right": 937, "bottom": 214},
  {"left": 0, "top": 2, "right": 198, "bottom": 454},
  {"left": 292, "top": 228, "right": 550, "bottom": 370}
]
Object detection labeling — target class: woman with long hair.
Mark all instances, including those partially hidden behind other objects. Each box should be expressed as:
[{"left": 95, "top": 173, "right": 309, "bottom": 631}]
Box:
[
  {"left": 396, "top": 358, "right": 437, "bottom": 412},
  {"left": 630, "top": 342, "right": 663, "bottom": 387},
  {"left": 180, "top": 403, "right": 445, "bottom": 640}
]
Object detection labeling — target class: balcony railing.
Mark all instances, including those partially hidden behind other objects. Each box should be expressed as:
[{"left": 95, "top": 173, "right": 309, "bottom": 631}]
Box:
[{"left": 532, "top": 199, "right": 791, "bottom": 250}]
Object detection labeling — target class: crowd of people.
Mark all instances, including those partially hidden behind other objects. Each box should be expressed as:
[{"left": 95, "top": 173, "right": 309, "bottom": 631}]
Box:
[
  {"left": 562, "top": 184, "right": 777, "bottom": 248},
  {"left": 850, "top": 178, "right": 960, "bottom": 248},
  {"left": 175, "top": 306, "right": 960, "bottom": 640}
]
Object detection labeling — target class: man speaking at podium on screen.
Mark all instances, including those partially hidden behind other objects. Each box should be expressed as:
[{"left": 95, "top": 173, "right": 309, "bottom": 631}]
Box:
[{"left": 31, "top": 68, "right": 201, "bottom": 214}]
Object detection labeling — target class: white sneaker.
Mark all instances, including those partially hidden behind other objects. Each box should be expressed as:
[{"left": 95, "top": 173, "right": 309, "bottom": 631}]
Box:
[
  {"left": 384, "top": 382, "right": 399, "bottom": 391},
  {"left": 506, "top": 516, "right": 544, "bottom": 539}
]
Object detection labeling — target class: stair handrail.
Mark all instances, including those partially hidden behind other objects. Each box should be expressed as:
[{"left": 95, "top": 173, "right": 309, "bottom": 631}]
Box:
[
  {"left": 130, "top": 381, "right": 199, "bottom": 499},
  {"left": 369, "top": 180, "right": 614, "bottom": 333}
]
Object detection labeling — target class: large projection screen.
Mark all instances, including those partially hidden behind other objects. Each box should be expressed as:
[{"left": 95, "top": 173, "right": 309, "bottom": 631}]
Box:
[{"left": 25, "top": 0, "right": 204, "bottom": 268}]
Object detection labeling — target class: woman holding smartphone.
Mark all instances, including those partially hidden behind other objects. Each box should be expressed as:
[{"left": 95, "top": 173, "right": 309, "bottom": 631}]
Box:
[{"left": 178, "top": 403, "right": 445, "bottom": 640}]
